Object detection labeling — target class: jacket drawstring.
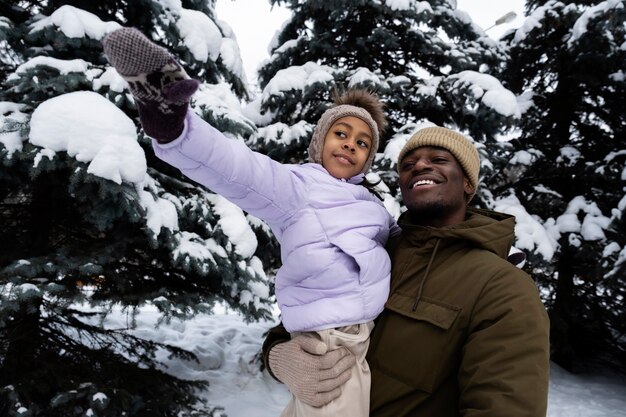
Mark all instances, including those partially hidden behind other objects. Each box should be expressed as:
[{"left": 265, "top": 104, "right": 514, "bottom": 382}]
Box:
[{"left": 412, "top": 238, "right": 441, "bottom": 311}]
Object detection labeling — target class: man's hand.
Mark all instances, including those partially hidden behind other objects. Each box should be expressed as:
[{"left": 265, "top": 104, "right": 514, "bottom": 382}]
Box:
[{"left": 268, "top": 334, "right": 356, "bottom": 407}]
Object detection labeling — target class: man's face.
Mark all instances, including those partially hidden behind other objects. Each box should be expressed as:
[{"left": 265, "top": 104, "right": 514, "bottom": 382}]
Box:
[{"left": 398, "top": 146, "right": 473, "bottom": 226}]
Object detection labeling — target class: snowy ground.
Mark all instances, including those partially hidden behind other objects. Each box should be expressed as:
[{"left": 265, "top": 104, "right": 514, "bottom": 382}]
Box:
[{"left": 106, "top": 305, "right": 626, "bottom": 417}]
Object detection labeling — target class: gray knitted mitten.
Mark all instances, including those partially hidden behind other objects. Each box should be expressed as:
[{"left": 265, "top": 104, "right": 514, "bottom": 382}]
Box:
[
  {"left": 268, "top": 334, "right": 355, "bottom": 407},
  {"left": 102, "top": 27, "right": 199, "bottom": 142}
]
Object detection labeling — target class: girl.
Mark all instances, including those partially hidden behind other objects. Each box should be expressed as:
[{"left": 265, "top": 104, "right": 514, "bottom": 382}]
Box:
[{"left": 103, "top": 28, "right": 397, "bottom": 417}]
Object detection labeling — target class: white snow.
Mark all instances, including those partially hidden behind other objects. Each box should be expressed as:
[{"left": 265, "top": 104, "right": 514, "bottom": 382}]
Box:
[
  {"left": 557, "top": 145, "right": 581, "bottom": 165},
  {"left": 0, "top": 102, "right": 28, "bottom": 156},
  {"left": 516, "top": 90, "right": 535, "bottom": 114},
  {"left": 207, "top": 194, "right": 258, "bottom": 259},
  {"left": 254, "top": 120, "right": 312, "bottom": 147},
  {"left": 93, "top": 67, "right": 128, "bottom": 93},
  {"left": 92, "top": 392, "right": 107, "bottom": 403},
  {"left": 510, "top": 149, "right": 541, "bottom": 166},
  {"left": 173, "top": 231, "right": 220, "bottom": 269},
  {"left": 388, "top": 75, "right": 411, "bottom": 85},
  {"left": 610, "top": 70, "right": 625, "bottom": 82},
  {"left": 348, "top": 67, "right": 389, "bottom": 89},
  {"left": 33, "top": 148, "right": 56, "bottom": 167},
  {"left": 568, "top": 0, "right": 624, "bottom": 46},
  {"left": 512, "top": 3, "right": 548, "bottom": 44},
  {"left": 18, "top": 283, "right": 40, "bottom": 294},
  {"left": 449, "top": 71, "right": 521, "bottom": 118},
  {"left": 242, "top": 97, "right": 275, "bottom": 126},
  {"left": 7, "top": 56, "right": 90, "bottom": 81},
  {"left": 306, "top": 70, "right": 335, "bottom": 87},
  {"left": 381, "top": 122, "right": 435, "bottom": 166},
  {"left": 0, "top": 16, "right": 10, "bottom": 29},
  {"left": 178, "top": 9, "right": 223, "bottom": 62},
  {"left": 273, "top": 39, "right": 300, "bottom": 55},
  {"left": 220, "top": 37, "right": 247, "bottom": 81},
  {"left": 556, "top": 196, "right": 611, "bottom": 241},
  {"left": 603, "top": 242, "right": 621, "bottom": 258},
  {"left": 384, "top": 0, "right": 412, "bottom": 12},
  {"left": 417, "top": 76, "right": 442, "bottom": 98},
  {"left": 493, "top": 194, "right": 558, "bottom": 260},
  {"left": 384, "top": 0, "right": 432, "bottom": 13},
  {"left": 0, "top": 102, "right": 26, "bottom": 115},
  {"left": 92, "top": 304, "right": 626, "bottom": 417},
  {"left": 29, "top": 91, "right": 146, "bottom": 185},
  {"left": 29, "top": 5, "right": 120, "bottom": 40},
  {"left": 192, "top": 83, "right": 256, "bottom": 133},
  {"left": 261, "top": 62, "right": 335, "bottom": 102},
  {"left": 139, "top": 188, "right": 180, "bottom": 238}
]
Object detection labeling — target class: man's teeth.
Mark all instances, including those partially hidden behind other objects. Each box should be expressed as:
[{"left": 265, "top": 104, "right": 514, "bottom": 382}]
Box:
[{"left": 412, "top": 180, "right": 435, "bottom": 188}]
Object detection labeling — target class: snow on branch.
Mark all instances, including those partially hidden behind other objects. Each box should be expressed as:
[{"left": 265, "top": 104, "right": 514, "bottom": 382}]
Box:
[{"left": 28, "top": 5, "right": 121, "bottom": 40}]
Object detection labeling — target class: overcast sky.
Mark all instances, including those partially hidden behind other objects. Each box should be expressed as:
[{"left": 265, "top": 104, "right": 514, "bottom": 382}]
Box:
[{"left": 215, "top": 0, "right": 526, "bottom": 84}]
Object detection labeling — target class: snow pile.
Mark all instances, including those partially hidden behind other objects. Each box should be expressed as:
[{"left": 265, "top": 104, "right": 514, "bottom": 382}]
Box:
[
  {"left": 113, "top": 305, "right": 290, "bottom": 415},
  {"left": 0, "top": 102, "right": 28, "bottom": 156},
  {"left": 96, "top": 305, "right": 626, "bottom": 417},
  {"left": 380, "top": 122, "right": 446, "bottom": 166},
  {"left": 568, "top": 0, "right": 624, "bottom": 46},
  {"left": 139, "top": 188, "right": 180, "bottom": 237},
  {"left": 29, "top": 91, "right": 146, "bottom": 185},
  {"left": 493, "top": 194, "right": 558, "bottom": 261},
  {"left": 449, "top": 71, "right": 521, "bottom": 118},
  {"left": 554, "top": 196, "right": 612, "bottom": 243},
  {"left": 254, "top": 121, "right": 312, "bottom": 147},
  {"left": 178, "top": 9, "right": 223, "bottom": 62},
  {"left": 7, "top": 56, "right": 89, "bottom": 81},
  {"left": 207, "top": 194, "right": 258, "bottom": 259},
  {"left": 173, "top": 231, "right": 223, "bottom": 271},
  {"left": 155, "top": 0, "right": 246, "bottom": 78},
  {"left": 512, "top": 3, "right": 550, "bottom": 44},
  {"left": 192, "top": 83, "right": 256, "bottom": 133},
  {"left": 215, "top": 20, "right": 247, "bottom": 83},
  {"left": 382, "top": 0, "right": 432, "bottom": 13},
  {"left": 28, "top": 5, "right": 120, "bottom": 39},
  {"left": 261, "top": 62, "right": 335, "bottom": 101},
  {"left": 348, "top": 67, "right": 389, "bottom": 89}
]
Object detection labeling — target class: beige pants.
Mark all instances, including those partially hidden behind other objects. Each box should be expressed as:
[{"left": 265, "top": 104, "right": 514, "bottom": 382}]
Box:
[{"left": 280, "top": 321, "right": 374, "bottom": 417}]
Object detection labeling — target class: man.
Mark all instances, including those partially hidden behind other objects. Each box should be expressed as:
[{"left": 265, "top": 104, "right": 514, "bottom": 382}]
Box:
[{"left": 262, "top": 126, "right": 550, "bottom": 417}]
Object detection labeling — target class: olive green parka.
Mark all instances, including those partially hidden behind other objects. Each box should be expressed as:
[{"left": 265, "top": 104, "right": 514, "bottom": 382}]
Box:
[
  {"left": 368, "top": 208, "right": 550, "bottom": 417},
  {"left": 262, "top": 208, "right": 550, "bottom": 416}
]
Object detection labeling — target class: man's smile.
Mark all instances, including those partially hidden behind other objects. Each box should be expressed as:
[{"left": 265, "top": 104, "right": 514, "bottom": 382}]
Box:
[
  {"left": 411, "top": 179, "right": 437, "bottom": 188},
  {"left": 408, "top": 175, "right": 442, "bottom": 189}
]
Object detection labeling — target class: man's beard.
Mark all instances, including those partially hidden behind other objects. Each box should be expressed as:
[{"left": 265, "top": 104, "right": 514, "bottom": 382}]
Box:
[{"left": 407, "top": 200, "right": 455, "bottom": 223}]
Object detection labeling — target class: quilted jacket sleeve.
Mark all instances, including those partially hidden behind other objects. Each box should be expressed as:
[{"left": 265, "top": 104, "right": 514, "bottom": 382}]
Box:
[{"left": 152, "top": 110, "right": 306, "bottom": 226}]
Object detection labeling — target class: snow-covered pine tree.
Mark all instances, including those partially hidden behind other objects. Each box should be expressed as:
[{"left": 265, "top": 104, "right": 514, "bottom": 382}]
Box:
[
  {"left": 248, "top": 0, "right": 523, "bottom": 208},
  {"left": 498, "top": 0, "right": 626, "bottom": 372},
  {"left": 0, "top": 1, "right": 275, "bottom": 415}
]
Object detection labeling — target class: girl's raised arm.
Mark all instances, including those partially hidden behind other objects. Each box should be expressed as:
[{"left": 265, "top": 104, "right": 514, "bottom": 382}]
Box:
[{"left": 102, "top": 28, "right": 305, "bottom": 226}]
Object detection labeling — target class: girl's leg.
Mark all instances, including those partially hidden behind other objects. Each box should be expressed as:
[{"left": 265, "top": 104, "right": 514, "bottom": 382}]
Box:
[{"left": 281, "top": 322, "right": 374, "bottom": 417}]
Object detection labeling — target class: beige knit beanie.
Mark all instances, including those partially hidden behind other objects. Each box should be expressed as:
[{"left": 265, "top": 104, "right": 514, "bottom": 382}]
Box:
[{"left": 397, "top": 126, "right": 480, "bottom": 201}]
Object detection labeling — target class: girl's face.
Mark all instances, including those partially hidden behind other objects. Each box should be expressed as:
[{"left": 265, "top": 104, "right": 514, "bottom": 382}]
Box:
[{"left": 321, "top": 116, "right": 372, "bottom": 179}]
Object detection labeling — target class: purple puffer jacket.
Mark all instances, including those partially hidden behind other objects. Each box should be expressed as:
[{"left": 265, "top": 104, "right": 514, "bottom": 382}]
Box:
[{"left": 153, "top": 111, "right": 396, "bottom": 332}]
